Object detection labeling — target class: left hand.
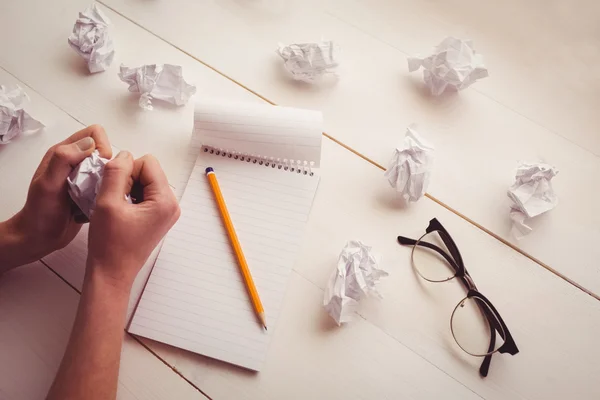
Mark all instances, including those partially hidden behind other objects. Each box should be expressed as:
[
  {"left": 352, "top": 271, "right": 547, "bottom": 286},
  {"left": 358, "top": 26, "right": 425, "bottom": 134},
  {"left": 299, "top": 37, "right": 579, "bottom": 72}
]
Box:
[{"left": 11, "top": 125, "right": 113, "bottom": 263}]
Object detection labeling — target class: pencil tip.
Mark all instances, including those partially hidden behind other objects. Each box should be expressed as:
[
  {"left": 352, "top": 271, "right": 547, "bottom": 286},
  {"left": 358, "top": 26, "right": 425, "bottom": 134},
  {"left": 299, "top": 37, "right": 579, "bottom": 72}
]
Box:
[{"left": 259, "top": 313, "right": 268, "bottom": 330}]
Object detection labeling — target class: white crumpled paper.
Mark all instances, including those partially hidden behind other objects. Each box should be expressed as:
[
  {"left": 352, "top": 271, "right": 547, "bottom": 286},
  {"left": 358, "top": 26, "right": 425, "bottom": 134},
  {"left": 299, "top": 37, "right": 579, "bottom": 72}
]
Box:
[
  {"left": 277, "top": 41, "right": 338, "bottom": 83},
  {"left": 408, "top": 37, "right": 488, "bottom": 96},
  {"left": 384, "top": 125, "right": 434, "bottom": 202},
  {"left": 0, "top": 85, "right": 44, "bottom": 144},
  {"left": 507, "top": 162, "right": 558, "bottom": 239},
  {"left": 67, "top": 151, "right": 109, "bottom": 218},
  {"left": 324, "top": 240, "right": 388, "bottom": 325},
  {"left": 118, "top": 64, "right": 197, "bottom": 110},
  {"left": 68, "top": 4, "right": 115, "bottom": 73}
]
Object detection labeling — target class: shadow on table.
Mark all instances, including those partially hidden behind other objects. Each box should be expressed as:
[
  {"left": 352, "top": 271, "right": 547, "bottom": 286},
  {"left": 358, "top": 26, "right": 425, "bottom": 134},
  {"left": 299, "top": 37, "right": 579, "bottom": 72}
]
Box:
[
  {"left": 404, "top": 75, "right": 462, "bottom": 106},
  {"left": 271, "top": 56, "right": 340, "bottom": 94},
  {"left": 374, "top": 183, "right": 411, "bottom": 211},
  {"left": 136, "top": 336, "right": 258, "bottom": 378},
  {"left": 63, "top": 51, "right": 93, "bottom": 78}
]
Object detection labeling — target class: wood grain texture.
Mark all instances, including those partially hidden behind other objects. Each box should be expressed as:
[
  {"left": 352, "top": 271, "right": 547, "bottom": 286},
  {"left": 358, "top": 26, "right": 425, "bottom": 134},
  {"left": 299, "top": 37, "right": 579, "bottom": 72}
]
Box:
[
  {"left": 0, "top": 262, "right": 207, "bottom": 400},
  {"left": 1, "top": 1, "right": 599, "bottom": 399},
  {"left": 13, "top": 71, "right": 598, "bottom": 397},
  {"left": 41, "top": 138, "right": 600, "bottom": 400},
  {"left": 95, "top": 0, "right": 600, "bottom": 296}
]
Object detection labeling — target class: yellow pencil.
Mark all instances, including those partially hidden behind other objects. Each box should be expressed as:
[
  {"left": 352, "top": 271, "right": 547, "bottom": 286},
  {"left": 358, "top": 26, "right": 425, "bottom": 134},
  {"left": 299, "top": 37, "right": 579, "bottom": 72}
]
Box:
[{"left": 205, "top": 167, "right": 267, "bottom": 330}]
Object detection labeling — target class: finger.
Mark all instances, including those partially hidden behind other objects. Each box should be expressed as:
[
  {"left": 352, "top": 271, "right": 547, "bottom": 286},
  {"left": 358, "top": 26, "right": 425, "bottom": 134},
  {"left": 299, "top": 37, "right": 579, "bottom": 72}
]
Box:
[
  {"left": 131, "top": 155, "right": 171, "bottom": 198},
  {"left": 43, "top": 137, "right": 97, "bottom": 187},
  {"left": 96, "top": 151, "right": 135, "bottom": 204},
  {"left": 34, "top": 125, "right": 113, "bottom": 181},
  {"left": 60, "top": 124, "right": 112, "bottom": 159}
]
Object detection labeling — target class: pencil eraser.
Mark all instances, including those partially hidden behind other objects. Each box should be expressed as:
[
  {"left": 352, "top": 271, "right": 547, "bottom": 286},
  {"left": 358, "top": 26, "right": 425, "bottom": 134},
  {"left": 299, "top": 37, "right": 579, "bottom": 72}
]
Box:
[{"left": 205, "top": 167, "right": 214, "bottom": 175}]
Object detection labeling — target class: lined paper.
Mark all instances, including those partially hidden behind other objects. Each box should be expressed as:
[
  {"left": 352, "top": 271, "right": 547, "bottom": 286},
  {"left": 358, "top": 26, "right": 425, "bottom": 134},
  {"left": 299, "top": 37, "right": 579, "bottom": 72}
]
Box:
[{"left": 129, "top": 143, "right": 320, "bottom": 371}]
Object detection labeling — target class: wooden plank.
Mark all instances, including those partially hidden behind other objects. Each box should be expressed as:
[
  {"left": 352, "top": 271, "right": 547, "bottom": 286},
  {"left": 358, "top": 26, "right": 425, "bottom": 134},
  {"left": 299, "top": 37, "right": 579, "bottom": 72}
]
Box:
[
  {"left": 1, "top": 2, "right": 599, "bottom": 399},
  {"left": 325, "top": 0, "right": 600, "bottom": 153},
  {"left": 0, "top": 70, "right": 485, "bottom": 400},
  {"left": 39, "top": 137, "right": 600, "bottom": 399},
  {"left": 0, "top": 262, "right": 206, "bottom": 400},
  {"left": 92, "top": 0, "right": 600, "bottom": 296}
]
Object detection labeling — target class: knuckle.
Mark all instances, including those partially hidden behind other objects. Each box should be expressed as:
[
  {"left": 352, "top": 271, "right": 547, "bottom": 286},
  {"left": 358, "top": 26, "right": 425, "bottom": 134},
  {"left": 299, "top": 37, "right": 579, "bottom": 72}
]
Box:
[
  {"left": 46, "top": 144, "right": 59, "bottom": 157},
  {"left": 94, "top": 197, "right": 117, "bottom": 214},
  {"left": 52, "top": 145, "right": 70, "bottom": 161},
  {"left": 172, "top": 203, "right": 181, "bottom": 221},
  {"left": 87, "top": 124, "right": 106, "bottom": 138},
  {"left": 104, "top": 158, "right": 127, "bottom": 173},
  {"left": 103, "top": 161, "right": 120, "bottom": 173},
  {"left": 157, "top": 196, "right": 179, "bottom": 218}
]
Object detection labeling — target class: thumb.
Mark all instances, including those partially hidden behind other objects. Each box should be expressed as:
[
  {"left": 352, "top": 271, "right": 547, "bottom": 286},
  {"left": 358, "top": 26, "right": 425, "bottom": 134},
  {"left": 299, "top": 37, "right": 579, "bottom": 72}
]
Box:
[
  {"left": 96, "top": 151, "right": 135, "bottom": 204},
  {"left": 44, "top": 137, "right": 96, "bottom": 187}
]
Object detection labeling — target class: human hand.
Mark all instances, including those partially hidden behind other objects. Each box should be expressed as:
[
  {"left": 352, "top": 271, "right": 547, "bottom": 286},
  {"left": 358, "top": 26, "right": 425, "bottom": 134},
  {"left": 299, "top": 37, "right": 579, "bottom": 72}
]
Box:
[
  {"left": 7, "top": 125, "right": 112, "bottom": 265},
  {"left": 86, "top": 152, "right": 180, "bottom": 291}
]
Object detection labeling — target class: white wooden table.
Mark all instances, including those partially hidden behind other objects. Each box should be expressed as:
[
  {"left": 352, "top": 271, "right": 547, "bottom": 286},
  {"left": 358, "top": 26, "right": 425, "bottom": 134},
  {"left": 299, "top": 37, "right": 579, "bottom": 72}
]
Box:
[{"left": 1, "top": 0, "right": 599, "bottom": 399}]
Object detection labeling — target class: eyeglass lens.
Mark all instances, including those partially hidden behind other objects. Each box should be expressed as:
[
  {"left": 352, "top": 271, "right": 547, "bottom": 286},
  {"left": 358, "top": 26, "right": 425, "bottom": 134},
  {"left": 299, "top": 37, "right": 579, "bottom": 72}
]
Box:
[
  {"left": 451, "top": 296, "right": 505, "bottom": 356},
  {"left": 412, "top": 231, "right": 456, "bottom": 282}
]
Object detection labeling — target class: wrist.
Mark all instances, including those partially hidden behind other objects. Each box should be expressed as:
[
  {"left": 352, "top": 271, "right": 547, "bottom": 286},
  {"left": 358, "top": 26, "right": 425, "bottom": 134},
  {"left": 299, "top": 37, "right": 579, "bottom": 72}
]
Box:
[{"left": 84, "top": 259, "right": 134, "bottom": 298}]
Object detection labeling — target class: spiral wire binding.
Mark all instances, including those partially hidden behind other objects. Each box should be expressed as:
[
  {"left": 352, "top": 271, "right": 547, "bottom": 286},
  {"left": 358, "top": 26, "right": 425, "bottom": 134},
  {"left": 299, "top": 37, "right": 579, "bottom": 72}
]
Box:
[{"left": 202, "top": 145, "right": 315, "bottom": 176}]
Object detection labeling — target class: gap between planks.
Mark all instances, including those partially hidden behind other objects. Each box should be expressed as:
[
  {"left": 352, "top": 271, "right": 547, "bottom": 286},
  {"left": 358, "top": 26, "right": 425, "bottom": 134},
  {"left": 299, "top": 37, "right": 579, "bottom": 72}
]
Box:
[
  {"left": 98, "top": 0, "right": 600, "bottom": 301},
  {"left": 39, "top": 259, "right": 214, "bottom": 400}
]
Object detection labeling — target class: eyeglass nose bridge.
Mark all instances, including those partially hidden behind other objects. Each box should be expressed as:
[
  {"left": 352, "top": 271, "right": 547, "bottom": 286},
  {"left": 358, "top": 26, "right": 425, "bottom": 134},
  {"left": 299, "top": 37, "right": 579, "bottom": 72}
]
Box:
[{"left": 462, "top": 273, "right": 478, "bottom": 292}]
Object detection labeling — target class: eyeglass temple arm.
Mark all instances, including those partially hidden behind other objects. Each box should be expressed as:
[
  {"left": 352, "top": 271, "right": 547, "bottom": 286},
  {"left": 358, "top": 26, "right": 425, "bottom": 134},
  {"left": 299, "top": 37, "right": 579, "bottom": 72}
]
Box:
[
  {"left": 427, "top": 220, "right": 466, "bottom": 273},
  {"left": 473, "top": 291, "right": 520, "bottom": 376},
  {"left": 476, "top": 291, "right": 520, "bottom": 356}
]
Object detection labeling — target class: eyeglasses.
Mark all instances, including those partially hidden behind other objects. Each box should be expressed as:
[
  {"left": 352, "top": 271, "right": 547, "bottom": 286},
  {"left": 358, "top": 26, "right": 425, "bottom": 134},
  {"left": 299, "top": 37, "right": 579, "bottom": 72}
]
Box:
[{"left": 397, "top": 218, "right": 519, "bottom": 377}]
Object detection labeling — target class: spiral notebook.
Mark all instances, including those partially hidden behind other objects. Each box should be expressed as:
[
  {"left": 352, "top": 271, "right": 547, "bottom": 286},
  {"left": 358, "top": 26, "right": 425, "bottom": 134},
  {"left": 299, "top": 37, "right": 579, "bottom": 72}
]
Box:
[{"left": 128, "top": 100, "right": 322, "bottom": 371}]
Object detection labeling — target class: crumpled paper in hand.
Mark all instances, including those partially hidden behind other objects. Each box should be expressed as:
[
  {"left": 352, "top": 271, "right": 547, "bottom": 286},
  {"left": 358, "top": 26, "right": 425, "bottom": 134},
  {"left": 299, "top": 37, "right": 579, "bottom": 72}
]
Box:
[
  {"left": 384, "top": 125, "right": 434, "bottom": 202},
  {"left": 324, "top": 240, "right": 388, "bottom": 325},
  {"left": 67, "top": 151, "right": 132, "bottom": 218},
  {"left": 507, "top": 162, "right": 558, "bottom": 239},
  {"left": 0, "top": 84, "right": 44, "bottom": 144},
  {"left": 277, "top": 41, "right": 338, "bottom": 83},
  {"left": 118, "top": 64, "right": 197, "bottom": 110},
  {"left": 67, "top": 151, "right": 109, "bottom": 218},
  {"left": 68, "top": 4, "right": 115, "bottom": 73},
  {"left": 408, "top": 37, "right": 488, "bottom": 96}
]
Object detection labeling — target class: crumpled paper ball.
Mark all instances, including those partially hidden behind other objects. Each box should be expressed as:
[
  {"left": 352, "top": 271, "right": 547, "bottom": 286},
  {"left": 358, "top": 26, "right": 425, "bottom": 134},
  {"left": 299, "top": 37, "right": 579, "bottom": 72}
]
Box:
[
  {"left": 67, "top": 150, "right": 109, "bottom": 218},
  {"left": 0, "top": 84, "right": 44, "bottom": 144},
  {"left": 408, "top": 37, "right": 488, "bottom": 95},
  {"left": 118, "top": 64, "right": 197, "bottom": 110},
  {"left": 323, "top": 240, "right": 388, "bottom": 325},
  {"left": 384, "top": 125, "right": 434, "bottom": 202},
  {"left": 507, "top": 162, "right": 558, "bottom": 239},
  {"left": 277, "top": 41, "right": 339, "bottom": 83},
  {"left": 68, "top": 4, "right": 115, "bottom": 73}
]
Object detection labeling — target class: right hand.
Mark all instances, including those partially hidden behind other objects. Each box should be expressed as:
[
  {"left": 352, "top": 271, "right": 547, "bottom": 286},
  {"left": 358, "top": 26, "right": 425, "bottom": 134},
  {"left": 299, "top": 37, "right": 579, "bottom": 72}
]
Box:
[{"left": 86, "top": 151, "right": 180, "bottom": 291}]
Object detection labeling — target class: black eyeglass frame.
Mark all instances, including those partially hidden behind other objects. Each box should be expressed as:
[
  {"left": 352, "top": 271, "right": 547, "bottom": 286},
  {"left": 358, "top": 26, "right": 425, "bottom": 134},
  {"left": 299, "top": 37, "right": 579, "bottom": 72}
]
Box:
[{"left": 397, "top": 218, "right": 519, "bottom": 377}]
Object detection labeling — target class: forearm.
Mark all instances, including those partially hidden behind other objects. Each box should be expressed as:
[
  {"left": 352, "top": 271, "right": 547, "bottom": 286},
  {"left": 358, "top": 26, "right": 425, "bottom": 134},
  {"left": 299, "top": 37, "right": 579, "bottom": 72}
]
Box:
[
  {"left": 0, "top": 214, "right": 36, "bottom": 273},
  {"left": 47, "top": 264, "right": 131, "bottom": 400}
]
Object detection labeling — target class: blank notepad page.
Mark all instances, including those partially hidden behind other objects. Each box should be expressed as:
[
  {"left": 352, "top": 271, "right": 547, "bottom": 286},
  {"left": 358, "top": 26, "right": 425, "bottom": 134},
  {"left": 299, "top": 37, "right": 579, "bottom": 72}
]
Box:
[{"left": 129, "top": 153, "right": 319, "bottom": 370}]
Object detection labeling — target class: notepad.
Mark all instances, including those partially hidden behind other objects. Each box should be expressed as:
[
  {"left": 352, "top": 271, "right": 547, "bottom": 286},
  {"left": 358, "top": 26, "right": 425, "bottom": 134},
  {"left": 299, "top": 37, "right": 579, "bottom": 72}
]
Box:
[{"left": 128, "top": 99, "right": 322, "bottom": 371}]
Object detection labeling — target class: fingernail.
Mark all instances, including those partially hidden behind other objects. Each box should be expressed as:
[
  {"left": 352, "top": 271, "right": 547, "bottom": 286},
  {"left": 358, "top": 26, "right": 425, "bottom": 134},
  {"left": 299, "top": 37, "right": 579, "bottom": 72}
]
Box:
[{"left": 76, "top": 137, "right": 94, "bottom": 151}]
